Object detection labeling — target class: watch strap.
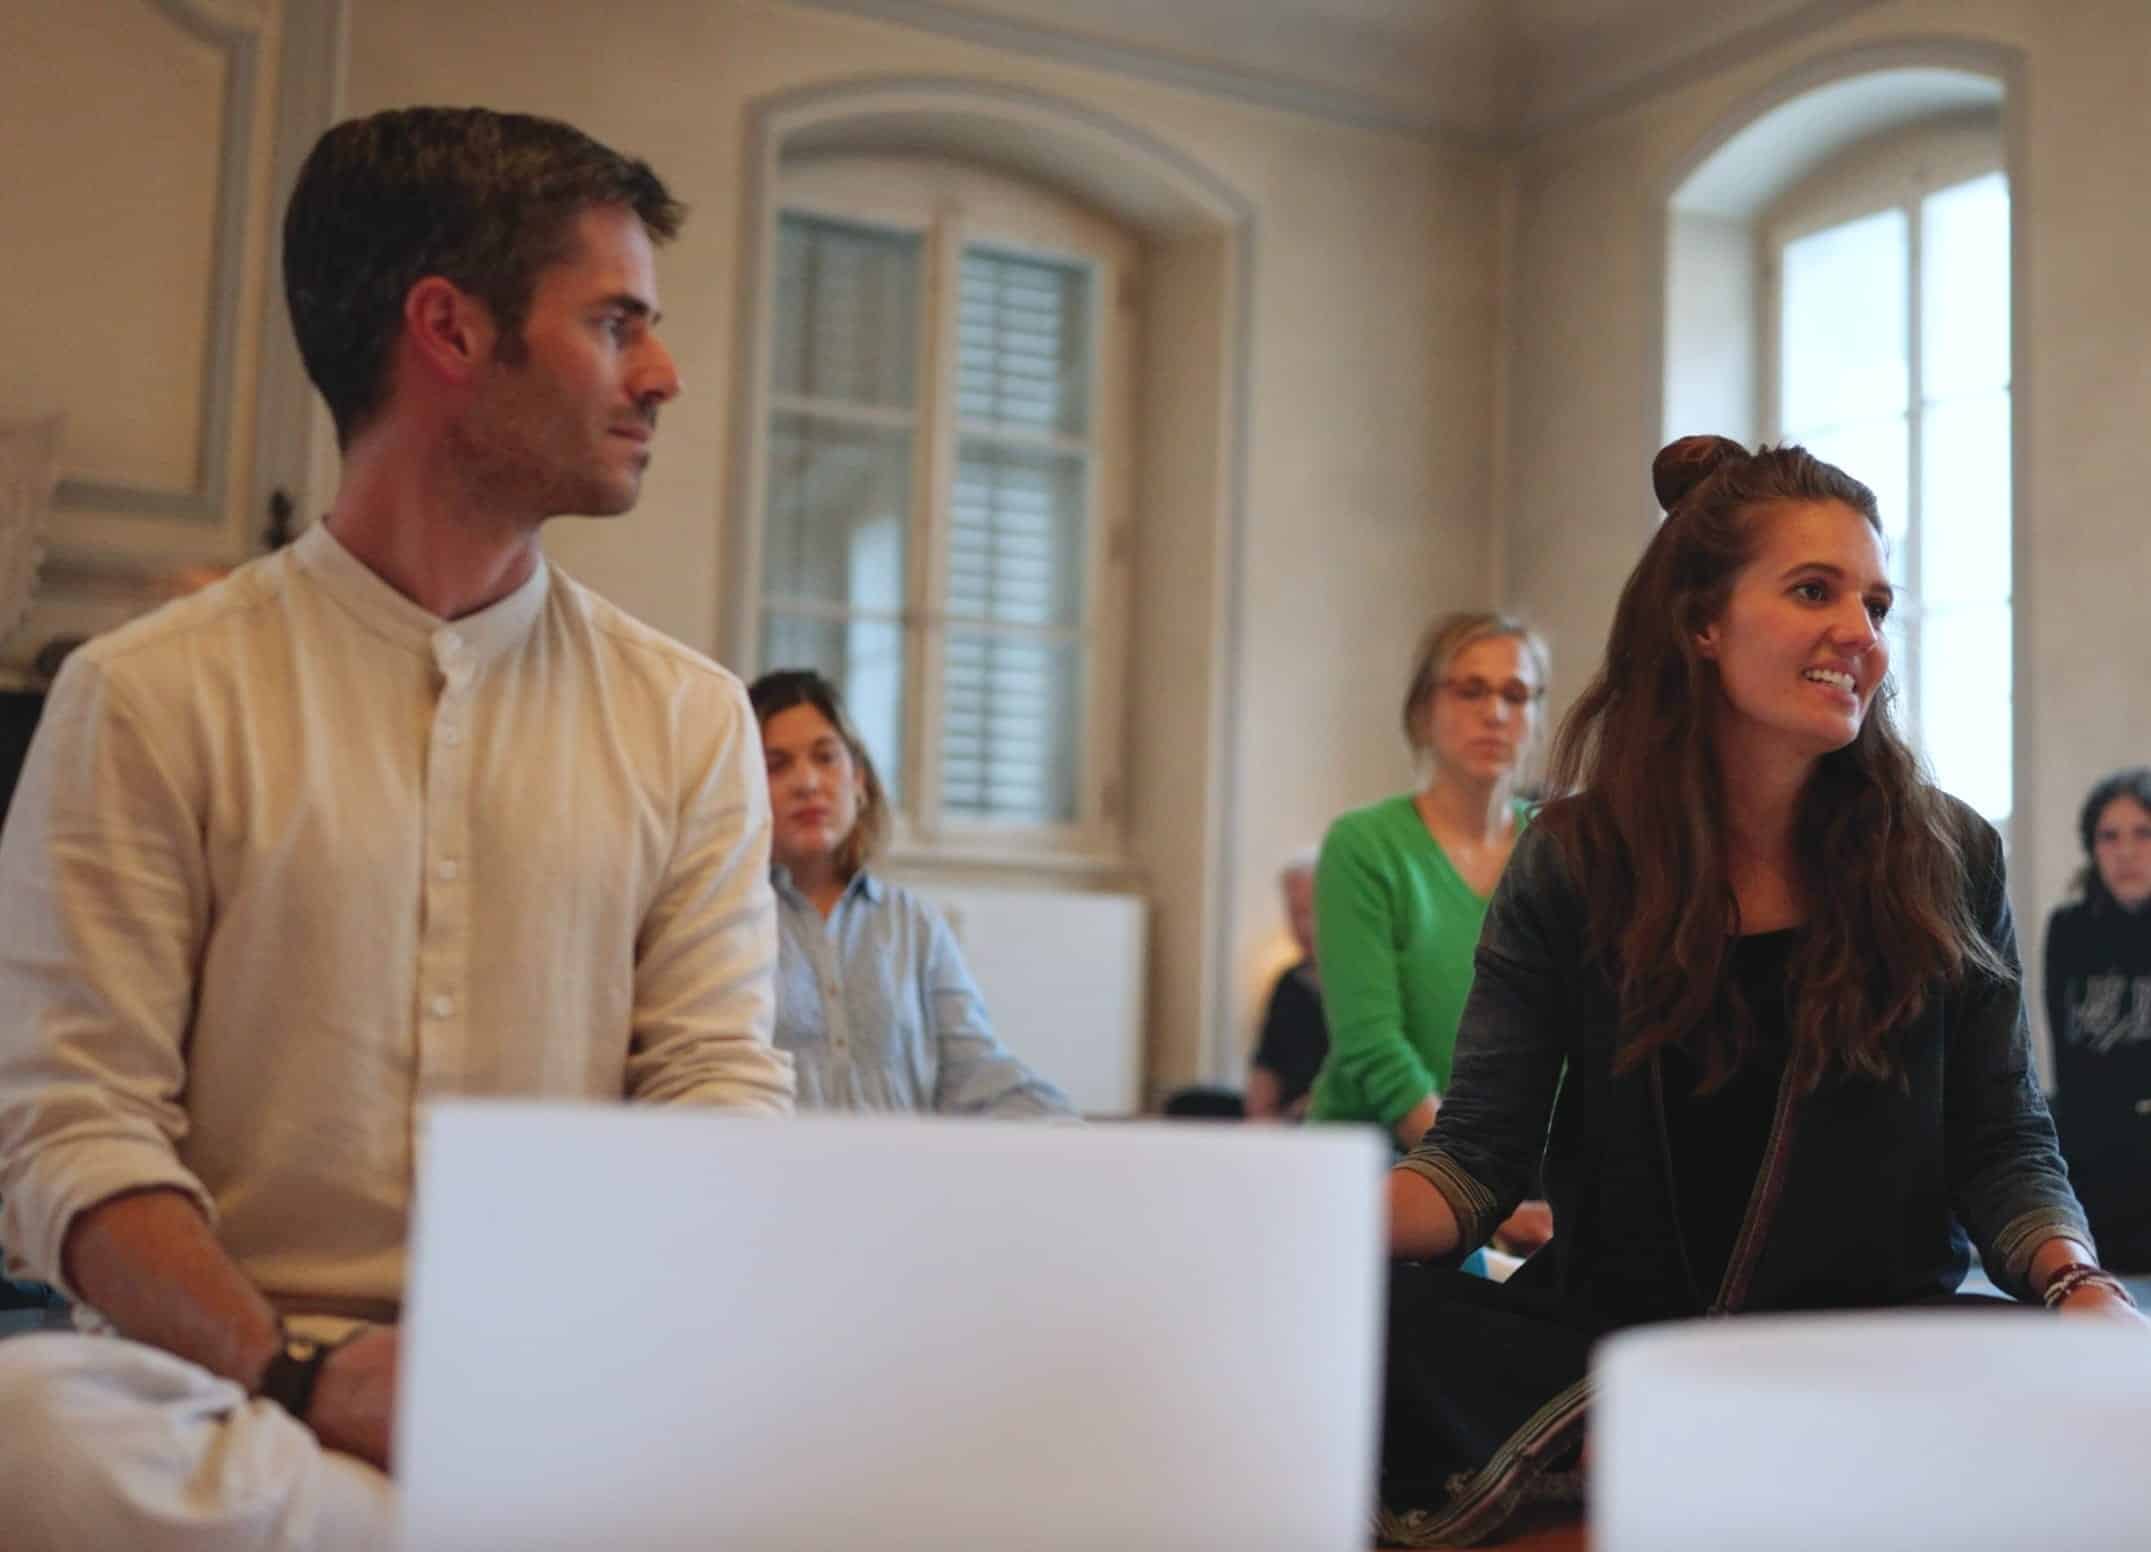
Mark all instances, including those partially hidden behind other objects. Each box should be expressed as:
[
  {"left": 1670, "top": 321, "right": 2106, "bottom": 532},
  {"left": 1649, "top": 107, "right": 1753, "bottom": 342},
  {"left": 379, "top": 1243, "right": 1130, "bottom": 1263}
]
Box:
[{"left": 258, "top": 1330, "right": 331, "bottom": 1420}]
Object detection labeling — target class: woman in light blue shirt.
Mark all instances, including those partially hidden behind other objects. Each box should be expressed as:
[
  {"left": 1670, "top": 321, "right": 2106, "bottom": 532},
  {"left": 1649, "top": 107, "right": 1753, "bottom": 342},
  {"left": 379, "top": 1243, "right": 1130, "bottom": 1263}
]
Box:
[{"left": 748, "top": 669, "right": 1075, "bottom": 1117}]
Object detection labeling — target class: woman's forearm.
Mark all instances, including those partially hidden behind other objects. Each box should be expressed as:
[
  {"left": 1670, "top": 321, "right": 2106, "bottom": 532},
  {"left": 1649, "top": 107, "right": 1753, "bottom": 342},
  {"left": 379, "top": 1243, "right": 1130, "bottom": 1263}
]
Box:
[
  {"left": 1391, "top": 1093, "right": 1439, "bottom": 1151},
  {"left": 1387, "top": 1166, "right": 1461, "bottom": 1260},
  {"left": 2030, "top": 1236, "right": 2098, "bottom": 1295}
]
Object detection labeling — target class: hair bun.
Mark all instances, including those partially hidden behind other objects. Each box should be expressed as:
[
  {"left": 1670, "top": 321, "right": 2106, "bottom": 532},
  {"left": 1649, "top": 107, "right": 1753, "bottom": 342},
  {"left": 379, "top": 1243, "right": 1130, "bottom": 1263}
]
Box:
[{"left": 1652, "top": 435, "right": 1749, "bottom": 513}]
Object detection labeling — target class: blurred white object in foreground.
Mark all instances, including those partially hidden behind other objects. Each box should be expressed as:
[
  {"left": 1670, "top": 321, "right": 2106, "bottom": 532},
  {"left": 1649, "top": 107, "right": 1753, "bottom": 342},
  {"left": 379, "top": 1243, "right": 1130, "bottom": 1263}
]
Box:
[{"left": 1594, "top": 1310, "right": 2151, "bottom": 1552}]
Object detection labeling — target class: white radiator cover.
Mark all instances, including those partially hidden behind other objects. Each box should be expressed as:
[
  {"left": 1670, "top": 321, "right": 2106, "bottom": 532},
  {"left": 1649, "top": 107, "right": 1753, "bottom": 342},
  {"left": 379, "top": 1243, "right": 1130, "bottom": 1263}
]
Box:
[{"left": 906, "top": 885, "right": 1148, "bottom": 1117}]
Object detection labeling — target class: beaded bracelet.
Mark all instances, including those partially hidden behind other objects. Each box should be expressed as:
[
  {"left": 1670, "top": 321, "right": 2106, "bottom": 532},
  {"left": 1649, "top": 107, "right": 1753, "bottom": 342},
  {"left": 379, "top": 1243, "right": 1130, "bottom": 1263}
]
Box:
[
  {"left": 2040, "top": 1263, "right": 2101, "bottom": 1307},
  {"left": 2040, "top": 1262, "right": 2139, "bottom": 1310}
]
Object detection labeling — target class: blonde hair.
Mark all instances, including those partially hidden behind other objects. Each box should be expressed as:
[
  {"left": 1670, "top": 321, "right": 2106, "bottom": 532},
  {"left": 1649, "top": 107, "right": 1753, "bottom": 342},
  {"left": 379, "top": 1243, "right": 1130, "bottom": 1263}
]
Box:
[{"left": 1400, "top": 611, "right": 1550, "bottom": 753}]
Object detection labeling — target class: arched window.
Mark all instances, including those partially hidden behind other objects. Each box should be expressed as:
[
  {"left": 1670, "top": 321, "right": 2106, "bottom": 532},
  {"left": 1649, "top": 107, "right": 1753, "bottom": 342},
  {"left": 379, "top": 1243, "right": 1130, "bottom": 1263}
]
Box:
[
  {"left": 744, "top": 153, "right": 1137, "bottom": 856},
  {"left": 1764, "top": 116, "right": 2011, "bottom": 824},
  {"left": 1663, "top": 63, "right": 2014, "bottom": 834}
]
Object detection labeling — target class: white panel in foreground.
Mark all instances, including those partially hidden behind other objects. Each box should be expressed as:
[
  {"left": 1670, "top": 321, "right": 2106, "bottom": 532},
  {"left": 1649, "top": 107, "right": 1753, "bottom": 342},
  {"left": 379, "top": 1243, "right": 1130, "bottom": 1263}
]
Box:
[
  {"left": 1595, "top": 1310, "right": 2151, "bottom": 1552},
  {"left": 398, "top": 1105, "right": 1384, "bottom": 1551}
]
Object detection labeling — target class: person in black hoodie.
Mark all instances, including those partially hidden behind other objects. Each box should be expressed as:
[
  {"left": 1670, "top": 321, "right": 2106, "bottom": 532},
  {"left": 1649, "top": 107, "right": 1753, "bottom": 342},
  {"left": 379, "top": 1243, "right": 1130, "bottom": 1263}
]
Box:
[{"left": 2046, "top": 766, "right": 2151, "bottom": 1271}]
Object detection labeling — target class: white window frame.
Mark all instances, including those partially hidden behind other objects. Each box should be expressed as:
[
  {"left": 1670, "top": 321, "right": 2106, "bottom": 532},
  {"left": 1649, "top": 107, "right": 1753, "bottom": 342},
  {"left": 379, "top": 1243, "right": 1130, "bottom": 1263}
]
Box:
[
  {"left": 736, "top": 153, "right": 1139, "bottom": 867},
  {"left": 1760, "top": 113, "right": 2010, "bottom": 828}
]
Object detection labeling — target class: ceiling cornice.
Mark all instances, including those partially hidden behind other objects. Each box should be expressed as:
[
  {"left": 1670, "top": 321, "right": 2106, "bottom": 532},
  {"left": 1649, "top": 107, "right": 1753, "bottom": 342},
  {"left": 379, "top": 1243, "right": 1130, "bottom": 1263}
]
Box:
[
  {"left": 788, "top": 0, "right": 1500, "bottom": 147},
  {"left": 1508, "top": 0, "right": 1902, "bottom": 144},
  {"left": 791, "top": 0, "right": 1922, "bottom": 153}
]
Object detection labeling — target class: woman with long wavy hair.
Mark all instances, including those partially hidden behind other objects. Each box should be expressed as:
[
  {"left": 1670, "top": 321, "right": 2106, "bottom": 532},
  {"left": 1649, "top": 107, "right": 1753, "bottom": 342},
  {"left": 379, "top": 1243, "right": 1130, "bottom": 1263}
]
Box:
[{"left": 1372, "top": 436, "right": 2130, "bottom": 1548}]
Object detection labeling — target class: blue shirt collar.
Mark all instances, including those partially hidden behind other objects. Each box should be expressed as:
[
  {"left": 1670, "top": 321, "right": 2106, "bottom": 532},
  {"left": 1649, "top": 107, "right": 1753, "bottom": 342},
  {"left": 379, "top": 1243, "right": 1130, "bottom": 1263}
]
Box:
[{"left": 771, "top": 864, "right": 883, "bottom": 908}]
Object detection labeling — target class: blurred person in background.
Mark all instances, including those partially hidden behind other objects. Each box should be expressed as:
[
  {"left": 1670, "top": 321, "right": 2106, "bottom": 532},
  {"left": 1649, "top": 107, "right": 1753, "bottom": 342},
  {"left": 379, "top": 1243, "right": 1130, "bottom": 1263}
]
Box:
[
  {"left": 1307, "top": 611, "right": 1556, "bottom": 1257},
  {"left": 1246, "top": 850, "right": 1327, "bottom": 1121},
  {"left": 2046, "top": 766, "right": 2151, "bottom": 1271}
]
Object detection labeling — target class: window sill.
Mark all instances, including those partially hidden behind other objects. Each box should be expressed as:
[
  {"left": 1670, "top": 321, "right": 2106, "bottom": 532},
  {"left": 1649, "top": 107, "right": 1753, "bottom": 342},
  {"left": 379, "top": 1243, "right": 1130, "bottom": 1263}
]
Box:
[{"left": 880, "top": 840, "right": 1142, "bottom": 893}]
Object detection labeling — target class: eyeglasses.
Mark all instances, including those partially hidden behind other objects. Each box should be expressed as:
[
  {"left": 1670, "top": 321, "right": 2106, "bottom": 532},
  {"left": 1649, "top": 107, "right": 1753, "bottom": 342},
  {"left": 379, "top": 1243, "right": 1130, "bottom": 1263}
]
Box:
[{"left": 1439, "top": 677, "right": 1544, "bottom": 708}]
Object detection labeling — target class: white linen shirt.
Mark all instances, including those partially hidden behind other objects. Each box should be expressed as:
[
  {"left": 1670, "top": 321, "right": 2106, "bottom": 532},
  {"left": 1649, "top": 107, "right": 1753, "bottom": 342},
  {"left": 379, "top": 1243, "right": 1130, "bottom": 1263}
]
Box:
[{"left": 0, "top": 523, "right": 792, "bottom": 1318}]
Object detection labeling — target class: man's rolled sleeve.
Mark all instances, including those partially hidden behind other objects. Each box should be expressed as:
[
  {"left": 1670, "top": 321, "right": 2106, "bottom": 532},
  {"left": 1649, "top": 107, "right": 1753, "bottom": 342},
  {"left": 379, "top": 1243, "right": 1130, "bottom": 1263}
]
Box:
[
  {"left": 2, "top": 1135, "right": 212, "bottom": 1297},
  {"left": 625, "top": 673, "right": 794, "bottom": 1115},
  {"left": 0, "top": 656, "right": 213, "bottom": 1294}
]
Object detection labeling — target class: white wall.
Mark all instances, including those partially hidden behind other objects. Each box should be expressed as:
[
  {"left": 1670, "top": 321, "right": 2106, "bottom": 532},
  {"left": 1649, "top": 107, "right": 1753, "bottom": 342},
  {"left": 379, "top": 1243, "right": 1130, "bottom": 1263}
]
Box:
[
  {"left": 910, "top": 884, "right": 1147, "bottom": 1115},
  {"left": 344, "top": 0, "right": 1505, "bottom": 1095},
  {"left": 1664, "top": 211, "right": 1757, "bottom": 447},
  {"left": 1497, "top": 0, "right": 2151, "bottom": 1060}
]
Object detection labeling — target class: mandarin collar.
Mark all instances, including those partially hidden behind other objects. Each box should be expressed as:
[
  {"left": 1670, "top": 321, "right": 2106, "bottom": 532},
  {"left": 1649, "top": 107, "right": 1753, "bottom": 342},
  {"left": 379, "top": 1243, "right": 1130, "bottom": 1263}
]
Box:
[{"left": 293, "top": 521, "right": 550, "bottom": 667}]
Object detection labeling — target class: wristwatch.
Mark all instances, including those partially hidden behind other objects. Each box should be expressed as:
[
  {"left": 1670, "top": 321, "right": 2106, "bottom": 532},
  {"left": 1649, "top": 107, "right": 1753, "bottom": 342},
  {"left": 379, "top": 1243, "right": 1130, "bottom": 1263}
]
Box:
[{"left": 258, "top": 1329, "right": 331, "bottom": 1420}]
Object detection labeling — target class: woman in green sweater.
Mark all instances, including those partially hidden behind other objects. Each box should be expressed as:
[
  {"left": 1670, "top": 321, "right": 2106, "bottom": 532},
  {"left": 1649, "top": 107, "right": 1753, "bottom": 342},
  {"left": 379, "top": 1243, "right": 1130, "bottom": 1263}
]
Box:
[{"left": 1307, "top": 610, "right": 1555, "bottom": 1252}]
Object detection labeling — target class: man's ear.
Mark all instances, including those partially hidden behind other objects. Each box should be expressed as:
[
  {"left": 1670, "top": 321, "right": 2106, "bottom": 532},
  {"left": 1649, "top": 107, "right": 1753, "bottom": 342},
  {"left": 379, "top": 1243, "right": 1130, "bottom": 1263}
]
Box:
[{"left": 402, "top": 276, "right": 497, "bottom": 387}]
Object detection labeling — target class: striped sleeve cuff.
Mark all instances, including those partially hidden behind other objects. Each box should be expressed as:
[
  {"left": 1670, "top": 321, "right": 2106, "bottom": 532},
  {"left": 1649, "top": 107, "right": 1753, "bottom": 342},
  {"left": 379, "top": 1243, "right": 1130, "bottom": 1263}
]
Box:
[
  {"left": 1991, "top": 1207, "right": 2097, "bottom": 1302},
  {"left": 1396, "top": 1147, "right": 1502, "bottom": 1259}
]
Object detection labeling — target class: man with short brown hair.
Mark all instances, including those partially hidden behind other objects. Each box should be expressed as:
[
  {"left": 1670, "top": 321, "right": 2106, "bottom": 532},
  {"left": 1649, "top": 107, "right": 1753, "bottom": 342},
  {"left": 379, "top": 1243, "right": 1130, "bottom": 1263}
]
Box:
[{"left": 0, "top": 107, "right": 793, "bottom": 1549}]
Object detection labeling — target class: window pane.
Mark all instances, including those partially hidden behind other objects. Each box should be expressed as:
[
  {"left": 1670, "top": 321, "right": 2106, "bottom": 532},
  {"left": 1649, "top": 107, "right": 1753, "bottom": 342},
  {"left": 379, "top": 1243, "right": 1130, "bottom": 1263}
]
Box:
[
  {"left": 1919, "top": 602, "right": 2011, "bottom": 822},
  {"left": 763, "top": 411, "right": 909, "bottom": 615},
  {"left": 1922, "top": 173, "right": 2010, "bottom": 398},
  {"left": 1780, "top": 208, "right": 1908, "bottom": 432},
  {"left": 1920, "top": 390, "right": 2011, "bottom": 609},
  {"left": 1880, "top": 615, "right": 1911, "bottom": 716},
  {"left": 773, "top": 215, "right": 920, "bottom": 408},
  {"left": 948, "top": 440, "right": 1086, "bottom": 630},
  {"left": 939, "top": 632, "right": 1081, "bottom": 824},
  {"left": 957, "top": 248, "right": 1092, "bottom": 437},
  {"left": 1787, "top": 415, "right": 1910, "bottom": 585},
  {"left": 759, "top": 611, "right": 906, "bottom": 801}
]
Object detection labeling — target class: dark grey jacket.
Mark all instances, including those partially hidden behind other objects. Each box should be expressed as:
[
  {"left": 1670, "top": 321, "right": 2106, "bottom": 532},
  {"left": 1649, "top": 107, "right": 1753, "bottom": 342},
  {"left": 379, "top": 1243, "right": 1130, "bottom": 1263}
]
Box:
[{"left": 1401, "top": 794, "right": 2090, "bottom": 1323}]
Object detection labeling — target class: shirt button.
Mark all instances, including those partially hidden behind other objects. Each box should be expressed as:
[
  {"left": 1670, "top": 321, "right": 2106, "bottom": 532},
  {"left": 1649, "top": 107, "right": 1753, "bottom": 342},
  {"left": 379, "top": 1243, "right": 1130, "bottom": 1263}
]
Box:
[
  {"left": 438, "top": 630, "right": 464, "bottom": 655},
  {"left": 429, "top": 994, "right": 455, "bottom": 1019},
  {"left": 437, "top": 859, "right": 461, "bottom": 881},
  {"left": 440, "top": 727, "right": 462, "bottom": 747}
]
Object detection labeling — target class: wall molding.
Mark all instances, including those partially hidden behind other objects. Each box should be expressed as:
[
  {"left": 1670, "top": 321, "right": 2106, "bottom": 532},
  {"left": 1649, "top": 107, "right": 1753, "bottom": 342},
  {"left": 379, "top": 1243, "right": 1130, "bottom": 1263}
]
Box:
[
  {"left": 1512, "top": 0, "right": 1902, "bottom": 144},
  {"left": 56, "top": 0, "right": 263, "bottom": 523},
  {"left": 786, "top": 0, "right": 1493, "bottom": 146},
  {"left": 789, "top": 0, "right": 1928, "bottom": 152},
  {"left": 1651, "top": 35, "right": 2019, "bottom": 208},
  {"left": 248, "top": 0, "right": 348, "bottom": 548}
]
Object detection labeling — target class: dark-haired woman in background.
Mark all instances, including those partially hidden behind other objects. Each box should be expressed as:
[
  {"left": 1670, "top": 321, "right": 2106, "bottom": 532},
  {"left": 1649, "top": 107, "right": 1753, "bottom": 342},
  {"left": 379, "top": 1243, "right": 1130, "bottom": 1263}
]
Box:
[
  {"left": 1374, "top": 437, "right": 2129, "bottom": 1547},
  {"left": 2046, "top": 767, "right": 2151, "bottom": 1272},
  {"left": 748, "top": 669, "right": 1074, "bottom": 1118}
]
